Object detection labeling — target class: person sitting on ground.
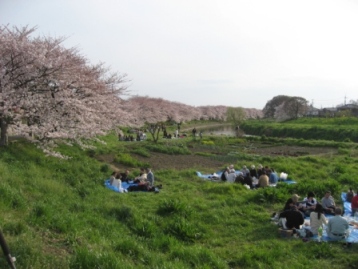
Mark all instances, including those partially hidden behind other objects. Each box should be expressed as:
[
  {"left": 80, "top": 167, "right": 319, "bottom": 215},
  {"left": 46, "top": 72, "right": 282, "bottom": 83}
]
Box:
[
  {"left": 229, "top": 164, "right": 236, "bottom": 174},
  {"left": 146, "top": 168, "right": 155, "bottom": 187},
  {"left": 257, "top": 171, "right": 269, "bottom": 188},
  {"left": 326, "top": 207, "right": 349, "bottom": 241},
  {"left": 268, "top": 168, "right": 279, "bottom": 185},
  {"left": 243, "top": 174, "right": 254, "bottom": 189},
  {"left": 234, "top": 174, "right": 245, "bottom": 184},
  {"left": 119, "top": 169, "right": 131, "bottom": 183},
  {"left": 249, "top": 165, "right": 258, "bottom": 179},
  {"left": 321, "top": 191, "right": 336, "bottom": 214},
  {"left": 241, "top": 165, "right": 250, "bottom": 177},
  {"left": 221, "top": 167, "right": 229, "bottom": 182},
  {"left": 351, "top": 189, "right": 358, "bottom": 216},
  {"left": 302, "top": 191, "right": 317, "bottom": 217},
  {"left": 257, "top": 164, "right": 265, "bottom": 178},
  {"left": 133, "top": 168, "right": 147, "bottom": 184},
  {"left": 310, "top": 203, "right": 328, "bottom": 235},
  {"left": 283, "top": 194, "right": 303, "bottom": 212},
  {"left": 279, "top": 205, "right": 305, "bottom": 229},
  {"left": 109, "top": 171, "right": 117, "bottom": 185},
  {"left": 347, "top": 188, "right": 355, "bottom": 203}
]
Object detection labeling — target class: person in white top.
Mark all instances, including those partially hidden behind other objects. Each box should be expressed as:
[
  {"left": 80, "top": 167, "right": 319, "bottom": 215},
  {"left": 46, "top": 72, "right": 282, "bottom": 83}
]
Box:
[{"left": 310, "top": 203, "right": 328, "bottom": 235}]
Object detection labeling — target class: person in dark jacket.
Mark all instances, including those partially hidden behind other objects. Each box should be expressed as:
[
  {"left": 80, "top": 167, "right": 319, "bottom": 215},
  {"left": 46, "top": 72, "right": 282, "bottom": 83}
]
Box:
[{"left": 279, "top": 205, "right": 305, "bottom": 229}]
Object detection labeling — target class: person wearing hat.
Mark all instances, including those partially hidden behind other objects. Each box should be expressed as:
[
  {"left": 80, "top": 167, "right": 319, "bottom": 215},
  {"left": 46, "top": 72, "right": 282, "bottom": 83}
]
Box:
[
  {"left": 241, "top": 165, "right": 250, "bottom": 177},
  {"left": 228, "top": 164, "right": 236, "bottom": 174},
  {"left": 282, "top": 194, "right": 303, "bottom": 212},
  {"left": 257, "top": 164, "right": 265, "bottom": 178},
  {"left": 249, "top": 164, "right": 258, "bottom": 179}
]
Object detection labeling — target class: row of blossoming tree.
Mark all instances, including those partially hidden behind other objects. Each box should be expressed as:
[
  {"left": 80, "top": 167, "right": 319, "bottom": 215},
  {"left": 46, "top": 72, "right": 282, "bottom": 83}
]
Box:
[
  {"left": 0, "top": 25, "right": 262, "bottom": 152},
  {"left": 0, "top": 25, "right": 135, "bottom": 147}
]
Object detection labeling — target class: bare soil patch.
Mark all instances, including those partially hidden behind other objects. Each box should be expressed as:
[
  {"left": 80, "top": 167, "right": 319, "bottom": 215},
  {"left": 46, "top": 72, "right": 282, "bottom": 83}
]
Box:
[{"left": 97, "top": 143, "right": 338, "bottom": 172}]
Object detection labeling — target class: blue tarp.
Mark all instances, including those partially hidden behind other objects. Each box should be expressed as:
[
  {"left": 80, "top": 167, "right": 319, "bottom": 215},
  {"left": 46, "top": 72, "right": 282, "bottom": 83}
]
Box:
[
  {"left": 104, "top": 179, "right": 137, "bottom": 193},
  {"left": 196, "top": 171, "right": 297, "bottom": 184},
  {"left": 303, "top": 192, "right": 358, "bottom": 243}
]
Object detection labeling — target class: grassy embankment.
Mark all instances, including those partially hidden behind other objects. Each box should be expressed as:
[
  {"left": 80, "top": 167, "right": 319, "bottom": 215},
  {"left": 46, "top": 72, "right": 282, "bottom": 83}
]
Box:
[
  {"left": 1, "top": 119, "right": 358, "bottom": 268},
  {"left": 241, "top": 117, "right": 358, "bottom": 142}
]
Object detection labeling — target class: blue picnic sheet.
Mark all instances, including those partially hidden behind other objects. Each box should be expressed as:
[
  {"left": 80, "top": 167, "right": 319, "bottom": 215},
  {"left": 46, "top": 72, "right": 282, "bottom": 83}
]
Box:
[
  {"left": 310, "top": 218, "right": 358, "bottom": 243},
  {"left": 196, "top": 171, "right": 297, "bottom": 184},
  {"left": 104, "top": 179, "right": 137, "bottom": 193},
  {"left": 341, "top": 192, "right": 352, "bottom": 216},
  {"left": 303, "top": 193, "right": 358, "bottom": 243}
]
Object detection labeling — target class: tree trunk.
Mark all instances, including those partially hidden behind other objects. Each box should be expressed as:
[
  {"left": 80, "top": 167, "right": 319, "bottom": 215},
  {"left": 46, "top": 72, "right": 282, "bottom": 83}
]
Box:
[{"left": 0, "top": 119, "right": 9, "bottom": 146}]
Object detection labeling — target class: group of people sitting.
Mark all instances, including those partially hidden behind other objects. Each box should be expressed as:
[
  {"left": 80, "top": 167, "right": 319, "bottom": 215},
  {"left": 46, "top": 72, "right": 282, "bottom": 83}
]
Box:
[
  {"left": 278, "top": 191, "right": 357, "bottom": 240},
  {"left": 109, "top": 167, "right": 161, "bottom": 192},
  {"left": 221, "top": 164, "right": 281, "bottom": 189}
]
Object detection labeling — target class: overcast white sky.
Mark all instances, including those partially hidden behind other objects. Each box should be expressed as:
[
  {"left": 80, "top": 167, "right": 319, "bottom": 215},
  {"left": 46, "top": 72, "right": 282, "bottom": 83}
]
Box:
[{"left": 1, "top": 0, "right": 358, "bottom": 109}]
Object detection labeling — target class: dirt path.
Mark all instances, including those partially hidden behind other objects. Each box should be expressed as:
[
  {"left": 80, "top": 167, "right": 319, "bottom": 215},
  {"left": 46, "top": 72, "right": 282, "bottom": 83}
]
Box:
[{"left": 180, "top": 123, "right": 232, "bottom": 132}]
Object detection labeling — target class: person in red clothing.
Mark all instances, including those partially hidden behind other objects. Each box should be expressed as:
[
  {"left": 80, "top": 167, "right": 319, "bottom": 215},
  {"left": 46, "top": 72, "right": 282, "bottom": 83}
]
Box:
[{"left": 351, "top": 191, "right": 358, "bottom": 216}]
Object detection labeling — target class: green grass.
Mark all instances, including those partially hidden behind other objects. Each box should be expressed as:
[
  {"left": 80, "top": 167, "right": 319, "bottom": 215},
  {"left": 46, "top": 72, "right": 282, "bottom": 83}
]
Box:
[
  {"left": 0, "top": 128, "right": 358, "bottom": 268},
  {"left": 241, "top": 117, "right": 358, "bottom": 142}
]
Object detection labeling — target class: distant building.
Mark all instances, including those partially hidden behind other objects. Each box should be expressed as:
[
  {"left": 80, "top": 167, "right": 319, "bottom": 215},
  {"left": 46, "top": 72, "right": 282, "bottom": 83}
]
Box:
[
  {"left": 318, "top": 107, "right": 337, "bottom": 117},
  {"left": 305, "top": 105, "right": 320, "bottom": 117},
  {"left": 336, "top": 104, "right": 358, "bottom": 117}
]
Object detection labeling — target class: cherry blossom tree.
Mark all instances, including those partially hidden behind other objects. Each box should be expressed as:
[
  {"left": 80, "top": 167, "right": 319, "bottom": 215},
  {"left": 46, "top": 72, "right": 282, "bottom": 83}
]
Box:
[{"left": 0, "top": 25, "right": 132, "bottom": 147}]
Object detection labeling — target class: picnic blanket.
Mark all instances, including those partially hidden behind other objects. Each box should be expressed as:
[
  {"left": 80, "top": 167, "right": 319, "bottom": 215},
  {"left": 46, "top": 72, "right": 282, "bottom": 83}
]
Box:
[
  {"left": 104, "top": 179, "right": 137, "bottom": 193},
  {"left": 341, "top": 192, "right": 353, "bottom": 216},
  {"left": 290, "top": 193, "right": 358, "bottom": 243},
  {"left": 196, "top": 171, "right": 297, "bottom": 184},
  {"left": 309, "top": 217, "right": 358, "bottom": 243}
]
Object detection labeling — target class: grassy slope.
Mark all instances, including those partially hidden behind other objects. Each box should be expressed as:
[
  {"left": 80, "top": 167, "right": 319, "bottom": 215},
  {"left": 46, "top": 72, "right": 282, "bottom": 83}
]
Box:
[
  {"left": 241, "top": 117, "right": 358, "bottom": 142},
  {"left": 0, "top": 131, "right": 358, "bottom": 268}
]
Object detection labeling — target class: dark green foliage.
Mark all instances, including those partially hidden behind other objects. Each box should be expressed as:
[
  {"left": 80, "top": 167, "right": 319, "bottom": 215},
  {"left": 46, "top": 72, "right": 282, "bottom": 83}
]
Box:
[{"left": 242, "top": 117, "right": 358, "bottom": 142}]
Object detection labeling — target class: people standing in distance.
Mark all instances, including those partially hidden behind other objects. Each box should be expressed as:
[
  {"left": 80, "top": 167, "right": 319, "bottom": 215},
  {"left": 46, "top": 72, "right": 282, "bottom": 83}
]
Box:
[{"left": 192, "top": 127, "right": 197, "bottom": 137}]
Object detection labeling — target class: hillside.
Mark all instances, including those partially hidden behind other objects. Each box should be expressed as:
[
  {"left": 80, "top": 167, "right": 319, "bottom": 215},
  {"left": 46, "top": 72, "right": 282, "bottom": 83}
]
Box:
[{"left": 0, "top": 128, "right": 357, "bottom": 268}]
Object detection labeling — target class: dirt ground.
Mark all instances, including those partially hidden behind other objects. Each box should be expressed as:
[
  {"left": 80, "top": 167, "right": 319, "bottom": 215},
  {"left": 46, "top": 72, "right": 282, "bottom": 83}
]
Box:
[{"left": 98, "top": 142, "right": 338, "bottom": 173}]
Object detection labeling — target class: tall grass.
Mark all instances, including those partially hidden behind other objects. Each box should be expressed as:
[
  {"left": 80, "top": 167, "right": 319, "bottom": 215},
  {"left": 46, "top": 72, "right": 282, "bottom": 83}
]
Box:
[{"left": 0, "top": 129, "right": 357, "bottom": 268}]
